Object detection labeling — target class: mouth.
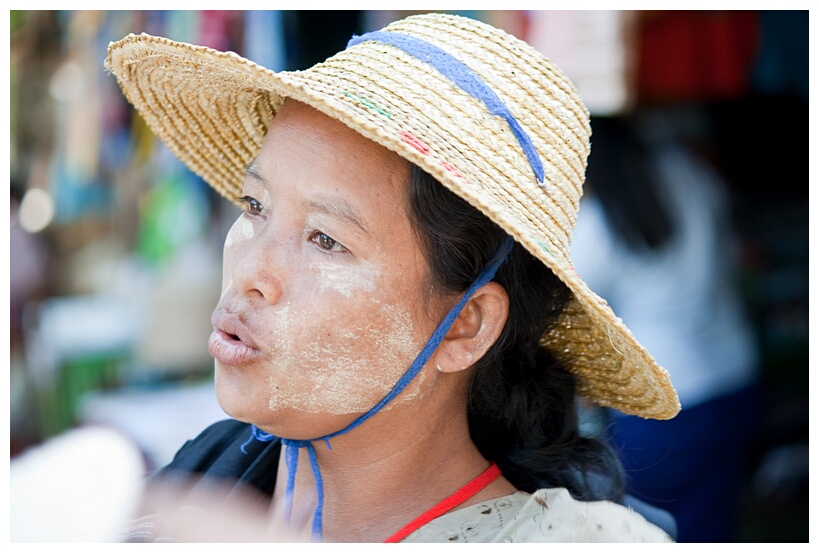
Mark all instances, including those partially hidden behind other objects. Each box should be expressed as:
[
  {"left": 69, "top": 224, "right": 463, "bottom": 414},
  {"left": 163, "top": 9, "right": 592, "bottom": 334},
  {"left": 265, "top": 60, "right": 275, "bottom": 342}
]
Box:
[{"left": 208, "top": 311, "right": 262, "bottom": 366}]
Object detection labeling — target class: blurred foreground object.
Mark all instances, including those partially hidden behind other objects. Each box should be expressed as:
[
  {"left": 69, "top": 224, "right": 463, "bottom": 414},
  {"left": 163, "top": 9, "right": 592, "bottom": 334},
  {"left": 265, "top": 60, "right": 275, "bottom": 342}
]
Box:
[
  {"left": 10, "top": 426, "right": 145, "bottom": 542},
  {"left": 127, "top": 475, "right": 297, "bottom": 542}
]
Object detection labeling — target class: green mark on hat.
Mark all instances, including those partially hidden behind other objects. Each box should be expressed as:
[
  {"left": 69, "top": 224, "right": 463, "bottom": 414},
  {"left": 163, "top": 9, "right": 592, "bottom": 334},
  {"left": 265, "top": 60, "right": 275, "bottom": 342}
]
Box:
[
  {"left": 535, "top": 238, "right": 555, "bottom": 258},
  {"left": 341, "top": 90, "right": 392, "bottom": 119}
]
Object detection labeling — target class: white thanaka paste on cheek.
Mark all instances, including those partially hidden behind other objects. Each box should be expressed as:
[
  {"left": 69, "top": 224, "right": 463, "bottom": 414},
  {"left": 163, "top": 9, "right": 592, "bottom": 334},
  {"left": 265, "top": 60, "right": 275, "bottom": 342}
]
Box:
[
  {"left": 259, "top": 188, "right": 271, "bottom": 208},
  {"left": 221, "top": 200, "right": 260, "bottom": 296},
  {"left": 224, "top": 215, "right": 254, "bottom": 249},
  {"left": 221, "top": 278, "right": 234, "bottom": 298},
  {"left": 307, "top": 260, "right": 379, "bottom": 298},
  {"left": 265, "top": 300, "right": 426, "bottom": 415}
]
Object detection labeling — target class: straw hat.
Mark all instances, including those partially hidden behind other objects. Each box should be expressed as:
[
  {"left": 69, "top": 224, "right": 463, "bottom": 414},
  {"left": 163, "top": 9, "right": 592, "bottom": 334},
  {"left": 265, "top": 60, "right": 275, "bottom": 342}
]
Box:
[{"left": 105, "top": 13, "right": 680, "bottom": 420}]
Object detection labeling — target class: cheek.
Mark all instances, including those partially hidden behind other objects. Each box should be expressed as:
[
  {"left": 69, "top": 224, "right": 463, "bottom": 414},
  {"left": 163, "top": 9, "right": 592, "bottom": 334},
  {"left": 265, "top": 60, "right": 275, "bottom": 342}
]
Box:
[
  {"left": 225, "top": 215, "right": 255, "bottom": 248},
  {"left": 264, "top": 298, "right": 427, "bottom": 415},
  {"left": 221, "top": 216, "right": 255, "bottom": 294},
  {"left": 307, "top": 259, "right": 379, "bottom": 298}
]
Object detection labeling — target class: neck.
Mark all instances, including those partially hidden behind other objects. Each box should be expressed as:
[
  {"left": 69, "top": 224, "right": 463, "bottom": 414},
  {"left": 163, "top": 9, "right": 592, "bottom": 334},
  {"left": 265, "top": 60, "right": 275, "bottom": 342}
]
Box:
[{"left": 268, "top": 386, "right": 516, "bottom": 542}]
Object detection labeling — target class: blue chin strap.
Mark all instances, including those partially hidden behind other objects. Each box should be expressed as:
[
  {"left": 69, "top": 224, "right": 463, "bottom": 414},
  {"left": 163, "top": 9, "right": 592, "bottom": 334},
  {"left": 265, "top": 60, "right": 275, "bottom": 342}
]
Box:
[{"left": 242, "top": 238, "right": 514, "bottom": 541}]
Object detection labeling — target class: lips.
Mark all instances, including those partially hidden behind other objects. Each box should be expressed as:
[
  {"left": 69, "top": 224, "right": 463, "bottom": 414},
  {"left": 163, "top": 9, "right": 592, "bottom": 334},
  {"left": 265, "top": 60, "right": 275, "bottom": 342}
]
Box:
[{"left": 208, "top": 311, "right": 262, "bottom": 366}]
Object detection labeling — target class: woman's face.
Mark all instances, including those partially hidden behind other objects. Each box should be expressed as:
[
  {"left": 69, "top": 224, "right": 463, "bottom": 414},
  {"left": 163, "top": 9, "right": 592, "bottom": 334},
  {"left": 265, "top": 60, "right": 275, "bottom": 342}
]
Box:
[{"left": 209, "top": 101, "right": 446, "bottom": 439}]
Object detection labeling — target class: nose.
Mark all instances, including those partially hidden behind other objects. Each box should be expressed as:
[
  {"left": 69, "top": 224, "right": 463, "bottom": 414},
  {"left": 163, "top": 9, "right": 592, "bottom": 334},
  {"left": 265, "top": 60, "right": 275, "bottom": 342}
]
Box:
[{"left": 225, "top": 225, "right": 286, "bottom": 305}]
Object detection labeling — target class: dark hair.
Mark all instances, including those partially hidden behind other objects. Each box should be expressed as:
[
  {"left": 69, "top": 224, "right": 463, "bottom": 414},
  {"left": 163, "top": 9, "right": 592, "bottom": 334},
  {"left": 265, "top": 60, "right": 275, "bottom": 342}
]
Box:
[
  {"left": 586, "top": 116, "right": 676, "bottom": 252},
  {"left": 407, "top": 164, "right": 625, "bottom": 502}
]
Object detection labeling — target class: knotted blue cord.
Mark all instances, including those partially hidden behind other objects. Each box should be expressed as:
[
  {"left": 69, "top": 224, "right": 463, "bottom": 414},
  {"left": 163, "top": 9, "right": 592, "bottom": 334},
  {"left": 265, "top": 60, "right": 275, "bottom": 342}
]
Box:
[
  {"left": 347, "top": 31, "right": 545, "bottom": 184},
  {"left": 244, "top": 237, "right": 514, "bottom": 540}
]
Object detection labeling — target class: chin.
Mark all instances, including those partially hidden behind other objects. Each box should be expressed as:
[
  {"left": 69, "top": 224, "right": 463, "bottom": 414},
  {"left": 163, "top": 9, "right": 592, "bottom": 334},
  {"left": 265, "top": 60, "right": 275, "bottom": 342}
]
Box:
[
  {"left": 213, "top": 364, "right": 263, "bottom": 423},
  {"left": 213, "top": 363, "right": 372, "bottom": 440}
]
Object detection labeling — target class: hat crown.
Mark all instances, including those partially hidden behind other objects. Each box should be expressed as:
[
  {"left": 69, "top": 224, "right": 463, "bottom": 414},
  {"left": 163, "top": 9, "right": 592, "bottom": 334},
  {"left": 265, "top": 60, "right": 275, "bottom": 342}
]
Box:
[{"left": 313, "top": 13, "right": 591, "bottom": 259}]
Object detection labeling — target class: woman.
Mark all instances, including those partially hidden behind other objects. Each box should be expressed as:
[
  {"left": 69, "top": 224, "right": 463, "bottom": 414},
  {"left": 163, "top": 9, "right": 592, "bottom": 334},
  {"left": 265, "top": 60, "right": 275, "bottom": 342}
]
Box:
[{"left": 106, "top": 13, "right": 680, "bottom": 542}]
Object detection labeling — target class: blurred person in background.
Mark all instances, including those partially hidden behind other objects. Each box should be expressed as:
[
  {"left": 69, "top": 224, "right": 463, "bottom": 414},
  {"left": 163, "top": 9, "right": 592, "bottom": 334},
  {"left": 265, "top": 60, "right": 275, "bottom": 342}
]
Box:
[
  {"left": 10, "top": 183, "right": 50, "bottom": 344},
  {"left": 10, "top": 182, "right": 52, "bottom": 453},
  {"left": 571, "top": 115, "right": 760, "bottom": 542}
]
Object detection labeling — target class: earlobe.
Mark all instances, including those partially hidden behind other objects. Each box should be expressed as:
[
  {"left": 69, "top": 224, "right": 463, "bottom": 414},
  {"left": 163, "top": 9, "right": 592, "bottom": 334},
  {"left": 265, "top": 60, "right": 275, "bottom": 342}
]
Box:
[{"left": 434, "top": 281, "right": 509, "bottom": 374}]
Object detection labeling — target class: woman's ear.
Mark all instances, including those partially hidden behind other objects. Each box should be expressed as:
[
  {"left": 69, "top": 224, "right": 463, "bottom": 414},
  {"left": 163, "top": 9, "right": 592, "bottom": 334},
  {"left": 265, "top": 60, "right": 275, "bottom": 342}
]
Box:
[{"left": 434, "top": 281, "right": 509, "bottom": 374}]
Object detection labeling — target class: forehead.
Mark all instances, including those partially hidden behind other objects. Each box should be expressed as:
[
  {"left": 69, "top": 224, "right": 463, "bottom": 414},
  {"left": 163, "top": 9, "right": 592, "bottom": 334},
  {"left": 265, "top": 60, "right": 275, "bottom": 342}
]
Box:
[
  {"left": 258, "top": 100, "right": 409, "bottom": 183},
  {"left": 251, "top": 100, "right": 416, "bottom": 245}
]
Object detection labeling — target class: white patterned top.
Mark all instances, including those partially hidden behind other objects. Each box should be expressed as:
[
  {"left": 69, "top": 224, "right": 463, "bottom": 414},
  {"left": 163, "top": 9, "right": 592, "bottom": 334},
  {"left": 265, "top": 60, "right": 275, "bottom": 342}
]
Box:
[{"left": 404, "top": 488, "right": 673, "bottom": 543}]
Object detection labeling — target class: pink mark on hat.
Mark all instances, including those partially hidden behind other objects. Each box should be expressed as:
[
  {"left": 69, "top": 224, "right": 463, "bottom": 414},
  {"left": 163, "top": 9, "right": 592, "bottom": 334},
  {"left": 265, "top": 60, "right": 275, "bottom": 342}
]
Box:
[
  {"left": 441, "top": 161, "right": 468, "bottom": 182},
  {"left": 400, "top": 131, "right": 429, "bottom": 155}
]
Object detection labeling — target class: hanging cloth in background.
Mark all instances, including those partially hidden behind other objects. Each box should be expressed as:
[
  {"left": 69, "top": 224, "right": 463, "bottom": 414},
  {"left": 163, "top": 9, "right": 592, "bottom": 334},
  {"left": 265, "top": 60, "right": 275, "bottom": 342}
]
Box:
[
  {"left": 526, "top": 11, "right": 639, "bottom": 116},
  {"left": 636, "top": 11, "right": 760, "bottom": 103},
  {"left": 164, "top": 10, "right": 198, "bottom": 45},
  {"left": 198, "top": 10, "right": 232, "bottom": 52},
  {"left": 49, "top": 11, "right": 108, "bottom": 222},
  {"left": 244, "top": 10, "right": 286, "bottom": 72}
]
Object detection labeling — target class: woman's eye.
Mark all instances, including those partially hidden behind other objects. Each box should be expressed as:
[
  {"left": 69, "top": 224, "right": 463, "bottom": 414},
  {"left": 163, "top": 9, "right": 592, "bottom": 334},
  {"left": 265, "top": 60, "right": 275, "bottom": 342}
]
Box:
[
  {"left": 240, "top": 196, "right": 264, "bottom": 216},
  {"left": 312, "top": 231, "right": 348, "bottom": 253}
]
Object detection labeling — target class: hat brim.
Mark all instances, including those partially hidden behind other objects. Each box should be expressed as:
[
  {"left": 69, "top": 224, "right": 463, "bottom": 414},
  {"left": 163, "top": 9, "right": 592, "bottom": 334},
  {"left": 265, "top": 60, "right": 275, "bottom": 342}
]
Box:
[{"left": 105, "top": 21, "right": 680, "bottom": 420}]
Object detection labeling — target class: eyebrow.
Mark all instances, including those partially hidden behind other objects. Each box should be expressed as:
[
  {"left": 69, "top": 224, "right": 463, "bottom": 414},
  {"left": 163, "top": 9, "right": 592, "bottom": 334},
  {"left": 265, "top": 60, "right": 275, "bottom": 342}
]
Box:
[
  {"left": 306, "top": 198, "right": 370, "bottom": 236},
  {"left": 245, "top": 160, "right": 370, "bottom": 236},
  {"left": 245, "top": 160, "right": 266, "bottom": 184}
]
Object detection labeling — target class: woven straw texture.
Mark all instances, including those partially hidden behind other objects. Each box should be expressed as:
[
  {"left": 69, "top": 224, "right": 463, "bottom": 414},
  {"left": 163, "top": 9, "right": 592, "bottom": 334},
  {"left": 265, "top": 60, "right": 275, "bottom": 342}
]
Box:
[{"left": 105, "top": 13, "right": 679, "bottom": 419}]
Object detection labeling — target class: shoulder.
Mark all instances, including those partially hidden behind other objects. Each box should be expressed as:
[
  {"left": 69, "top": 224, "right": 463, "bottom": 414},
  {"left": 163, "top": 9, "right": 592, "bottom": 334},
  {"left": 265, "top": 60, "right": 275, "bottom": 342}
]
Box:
[
  {"left": 405, "top": 488, "right": 673, "bottom": 543},
  {"left": 152, "top": 419, "right": 281, "bottom": 495},
  {"left": 501, "top": 488, "right": 674, "bottom": 543},
  {"left": 158, "top": 419, "right": 252, "bottom": 475}
]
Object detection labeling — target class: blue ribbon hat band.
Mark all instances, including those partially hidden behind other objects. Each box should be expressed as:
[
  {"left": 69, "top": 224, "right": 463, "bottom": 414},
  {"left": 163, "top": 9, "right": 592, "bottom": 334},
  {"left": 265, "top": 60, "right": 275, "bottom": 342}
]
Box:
[{"left": 347, "top": 31, "right": 545, "bottom": 184}]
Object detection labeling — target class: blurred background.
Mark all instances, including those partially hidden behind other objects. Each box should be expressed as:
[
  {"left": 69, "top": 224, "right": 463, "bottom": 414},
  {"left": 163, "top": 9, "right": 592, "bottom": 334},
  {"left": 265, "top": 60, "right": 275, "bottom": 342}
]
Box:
[{"left": 8, "top": 10, "right": 808, "bottom": 542}]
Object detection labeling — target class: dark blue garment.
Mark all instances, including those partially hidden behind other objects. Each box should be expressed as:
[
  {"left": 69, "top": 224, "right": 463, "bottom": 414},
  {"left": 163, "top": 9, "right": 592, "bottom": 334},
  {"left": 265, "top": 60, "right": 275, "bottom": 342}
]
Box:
[
  {"left": 152, "top": 419, "right": 281, "bottom": 500},
  {"left": 608, "top": 384, "right": 759, "bottom": 543}
]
